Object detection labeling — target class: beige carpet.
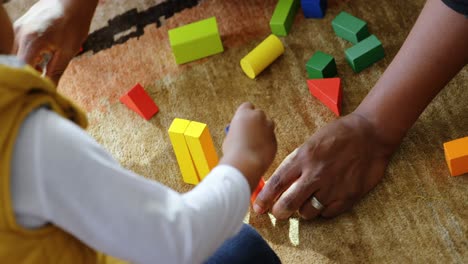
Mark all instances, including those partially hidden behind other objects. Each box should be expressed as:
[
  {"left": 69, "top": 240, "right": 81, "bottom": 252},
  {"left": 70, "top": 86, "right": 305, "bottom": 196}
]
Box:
[{"left": 5, "top": 0, "right": 468, "bottom": 263}]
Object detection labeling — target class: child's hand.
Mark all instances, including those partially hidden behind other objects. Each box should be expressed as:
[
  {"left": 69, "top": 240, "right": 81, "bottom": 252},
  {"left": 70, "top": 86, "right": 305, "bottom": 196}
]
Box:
[
  {"left": 12, "top": 0, "right": 96, "bottom": 83},
  {"left": 220, "top": 102, "right": 277, "bottom": 192}
]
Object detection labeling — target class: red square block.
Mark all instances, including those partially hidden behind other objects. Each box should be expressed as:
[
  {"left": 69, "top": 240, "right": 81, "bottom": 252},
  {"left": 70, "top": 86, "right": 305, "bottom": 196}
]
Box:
[{"left": 120, "top": 83, "right": 159, "bottom": 120}]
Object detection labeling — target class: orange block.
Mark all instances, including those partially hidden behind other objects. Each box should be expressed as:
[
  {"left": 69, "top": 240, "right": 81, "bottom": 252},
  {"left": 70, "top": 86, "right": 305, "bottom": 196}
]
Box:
[
  {"left": 120, "top": 83, "right": 159, "bottom": 120},
  {"left": 443, "top": 136, "right": 468, "bottom": 176},
  {"left": 307, "top": 78, "right": 342, "bottom": 116},
  {"left": 251, "top": 178, "right": 265, "bottom": 204}
]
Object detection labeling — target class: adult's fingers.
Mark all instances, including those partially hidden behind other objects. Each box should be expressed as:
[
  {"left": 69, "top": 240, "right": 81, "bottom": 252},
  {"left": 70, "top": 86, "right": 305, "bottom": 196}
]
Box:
[
  {"left": 16, "top": 34, "right": 49, "bottom": 67},
  {"left": 320, "top": 200, "right": 353, "bottom": 219},
  {"left": 270, "top": 173, "right": 320, "bottom": 220},
  {"left": 253, "top": 148, "right": 300, "bottom": 214},
  {"left": 238, "top": 102, "right": 255, "bottom": 110},
  {"left": 298, "top": 189, "right": 328, "bottom": 220},
  {"left": 267, "top": 119, "right": 275, "bottom": 130},
  {"left": 46, "top": 49, "right": 75, "bottom": 83}
]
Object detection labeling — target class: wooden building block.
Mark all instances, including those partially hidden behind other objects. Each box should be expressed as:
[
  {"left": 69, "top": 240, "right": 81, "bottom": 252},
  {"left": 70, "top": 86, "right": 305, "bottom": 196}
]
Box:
[
  {"left": 443, "top": 136, "right": 468, "bottom": 176},
  {"left": 332, "top": 11, "right": 370, "bottom": 44},
  {"left": 168, "top": 119, "right": 200, "bottom": 185},
  {"left": 307, "top": 78, "right": 342, "bottom": 116},
  {"left": 120, "top": 83, "right": 159, "bottom": 120},
  {"left": 251, "top": 178, "right": 266, "bottom": 204},
  {"left": 168, "top": 17, "right": 224, "bottom": 64},
  {"left": 301, "top": 0, "right": 327, "bottom": 18},
  {"left": 240, "top": 34, "right": 285, "bottom": 79},
  {"left": 184, "top": 121, "right": 219, "bottom": 180},
  {"left": 306, "top": 51, "right": 337, "bottom": 79},
  {"left": 345, "top": 35, "right": 385, "bottom": 73},
  {"left": 270, "top": 0, "right": 300, "bottom": 36}
]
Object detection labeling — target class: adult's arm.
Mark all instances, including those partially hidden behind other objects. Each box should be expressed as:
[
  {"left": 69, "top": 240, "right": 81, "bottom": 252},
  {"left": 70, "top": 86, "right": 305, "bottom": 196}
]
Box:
[
  {"left": 13, "top": 0, "right": 97, "bottom": 82},
  {"left": 253, "top": 0, "right": 468, "bottom": 220}
]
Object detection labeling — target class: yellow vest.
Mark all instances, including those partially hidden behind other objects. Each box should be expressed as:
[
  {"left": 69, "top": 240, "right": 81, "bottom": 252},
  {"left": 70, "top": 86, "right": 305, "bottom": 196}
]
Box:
[{"left": 0, "top": 64, "right": 124, "bottom": 263}]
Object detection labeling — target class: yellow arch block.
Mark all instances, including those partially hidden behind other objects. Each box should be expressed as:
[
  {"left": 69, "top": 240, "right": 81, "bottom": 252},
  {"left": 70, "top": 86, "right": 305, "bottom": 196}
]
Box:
[{"left": 240, "top": 34, "right": 285, "bottom": 79}]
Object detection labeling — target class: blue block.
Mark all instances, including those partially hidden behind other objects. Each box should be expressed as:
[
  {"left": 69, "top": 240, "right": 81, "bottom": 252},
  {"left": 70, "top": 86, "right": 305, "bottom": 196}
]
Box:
[
  {"left": 301, "top": 0, "right": 327, "bottom": 18},
  {"left": 225, "top": 124, "right": 230, "bottom": 134}
]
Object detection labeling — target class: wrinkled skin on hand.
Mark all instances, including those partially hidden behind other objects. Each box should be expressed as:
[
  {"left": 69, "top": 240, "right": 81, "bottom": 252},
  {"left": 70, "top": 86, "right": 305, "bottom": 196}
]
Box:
[
  {"left": 254, "top": 113, "right": 394, "bottom": 220},
  {"left": 13, "top": 0, "right": 95, "bottom": 83}
]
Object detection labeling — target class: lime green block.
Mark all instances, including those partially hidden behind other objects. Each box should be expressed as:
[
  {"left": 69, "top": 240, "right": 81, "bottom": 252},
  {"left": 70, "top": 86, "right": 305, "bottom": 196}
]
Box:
[
  {"left": 270, "top": 0, "right": 300, "bottom": 36},
  {"left": 169, "top": 17, "right": 224, "bottom": 64}
]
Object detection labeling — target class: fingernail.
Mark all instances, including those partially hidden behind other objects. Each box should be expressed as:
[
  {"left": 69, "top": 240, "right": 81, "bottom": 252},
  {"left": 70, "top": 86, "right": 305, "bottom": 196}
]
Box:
[{"left": 253, "top": 204, "right": 263, "bottom": 214}]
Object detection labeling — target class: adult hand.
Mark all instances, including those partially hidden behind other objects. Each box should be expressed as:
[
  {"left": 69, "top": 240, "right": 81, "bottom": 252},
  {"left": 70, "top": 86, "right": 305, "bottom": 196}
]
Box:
[
  {"left": 12, "top": 0, "right": 97, "bottom": 83},
  {"left": 253, "top": 113, "right": 394, "bottom": 220},
  {"left": 221, "top": 102, "right": 277, "bottom": 193}
]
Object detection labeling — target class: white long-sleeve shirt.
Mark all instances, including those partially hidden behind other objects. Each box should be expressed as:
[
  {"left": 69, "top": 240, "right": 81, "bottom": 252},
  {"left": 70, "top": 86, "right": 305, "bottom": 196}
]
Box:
[{"left": 10, "top": 106, "right": 251, "bottom": 264}]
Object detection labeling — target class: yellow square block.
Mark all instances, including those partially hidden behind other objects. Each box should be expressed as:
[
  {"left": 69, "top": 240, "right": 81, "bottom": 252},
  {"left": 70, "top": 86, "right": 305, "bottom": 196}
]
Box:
[
  {"left": 184, "top": 121, "right": 219, "bottom": 180},
  {"left": 443, "top": 136, "right": 468, "bottom": 177},
  {"left": 168, "top": 118, "right": 200, "bottom": 185}
]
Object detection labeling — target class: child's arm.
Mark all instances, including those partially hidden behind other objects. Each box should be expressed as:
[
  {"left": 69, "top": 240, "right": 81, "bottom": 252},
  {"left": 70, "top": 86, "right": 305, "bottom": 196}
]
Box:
[
  {"left": 253, "top": 0, "right": 468, "bottom": 220},
  {"left": 11, "top": 104, "right": 276, "bottom": 263},
  {"left": 13, "top": 0, "right": 97, "bottom": 82}
]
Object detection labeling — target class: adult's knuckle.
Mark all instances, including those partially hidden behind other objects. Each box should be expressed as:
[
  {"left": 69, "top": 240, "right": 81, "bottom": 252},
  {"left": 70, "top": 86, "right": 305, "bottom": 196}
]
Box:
[
  {"left": 269, "top": 176, "right": 285, "bottom": 193},
  {"left": 278, "top": 195, "right": 296, "bottom": 212}
]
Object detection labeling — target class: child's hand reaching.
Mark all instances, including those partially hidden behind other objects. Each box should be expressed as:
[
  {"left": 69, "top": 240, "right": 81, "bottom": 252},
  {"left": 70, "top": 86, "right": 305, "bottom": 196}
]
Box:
[{"left": 220, "top": 102, "right": 277, "bottom": 192}]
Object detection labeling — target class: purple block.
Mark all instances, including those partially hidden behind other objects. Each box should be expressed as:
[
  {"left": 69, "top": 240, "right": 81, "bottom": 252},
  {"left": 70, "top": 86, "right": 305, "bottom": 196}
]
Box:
[{"left": 301, "top": 0, "right": 327, "bottom": 18}]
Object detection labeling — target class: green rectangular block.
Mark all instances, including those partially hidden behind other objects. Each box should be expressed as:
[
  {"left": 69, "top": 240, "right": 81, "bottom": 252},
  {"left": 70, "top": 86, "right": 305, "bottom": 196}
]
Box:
[
  {"left": 332, "top": 11, "right": 370, "bottom": 44},
  {"left": 270, "top": 0, "right": 300, "bottom": 36},
  {"left": 168, "top": 17, "right": 224, "bottom": 64},
  {"left": 345, "top": 35, "right": 385, "bottom": 73},
  {"left": 306, "top": 51, "right": 337, "bottom": 79}
]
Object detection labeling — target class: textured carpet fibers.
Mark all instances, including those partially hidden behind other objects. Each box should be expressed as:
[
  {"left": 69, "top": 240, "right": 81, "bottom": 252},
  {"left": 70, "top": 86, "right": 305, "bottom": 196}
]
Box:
[{"left": 5, "top": 0, "right": 468, "bottom": 263}]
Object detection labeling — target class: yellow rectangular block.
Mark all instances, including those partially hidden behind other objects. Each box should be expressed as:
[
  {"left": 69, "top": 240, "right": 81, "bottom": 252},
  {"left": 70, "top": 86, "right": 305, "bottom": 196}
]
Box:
[
  {"left": 168, "top": 118, "right": 200, "bottom": 185},
  {"left": 184, "top": 121, "right": 219, "bottom": 180},
  {"left": 443, "top": 136, "right": 468, "bottom": 177}
]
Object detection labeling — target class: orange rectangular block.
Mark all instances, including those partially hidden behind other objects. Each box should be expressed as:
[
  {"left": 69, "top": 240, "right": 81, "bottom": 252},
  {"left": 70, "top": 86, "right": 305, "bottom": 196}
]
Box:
[{"left": 443, "top": 136, "right": 468, "bottom": 176}]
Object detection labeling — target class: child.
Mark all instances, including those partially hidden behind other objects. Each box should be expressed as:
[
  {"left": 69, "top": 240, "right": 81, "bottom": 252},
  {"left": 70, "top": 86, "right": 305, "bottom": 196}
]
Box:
[{"left": 0, "top": 4, "right": 280, "bottom": 264}]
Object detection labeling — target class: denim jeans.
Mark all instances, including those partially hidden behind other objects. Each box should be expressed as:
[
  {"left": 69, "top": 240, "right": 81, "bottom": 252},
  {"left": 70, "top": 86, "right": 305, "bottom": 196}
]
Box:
[{"left": 205, "top": 224, "right": 281, "bottom": 264}]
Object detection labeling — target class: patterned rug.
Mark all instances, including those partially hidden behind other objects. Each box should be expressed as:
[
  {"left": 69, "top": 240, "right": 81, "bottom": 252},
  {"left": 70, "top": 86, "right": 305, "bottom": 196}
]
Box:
[{"left": 5, "top": 0, "right": 467, "bottom": 263}]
